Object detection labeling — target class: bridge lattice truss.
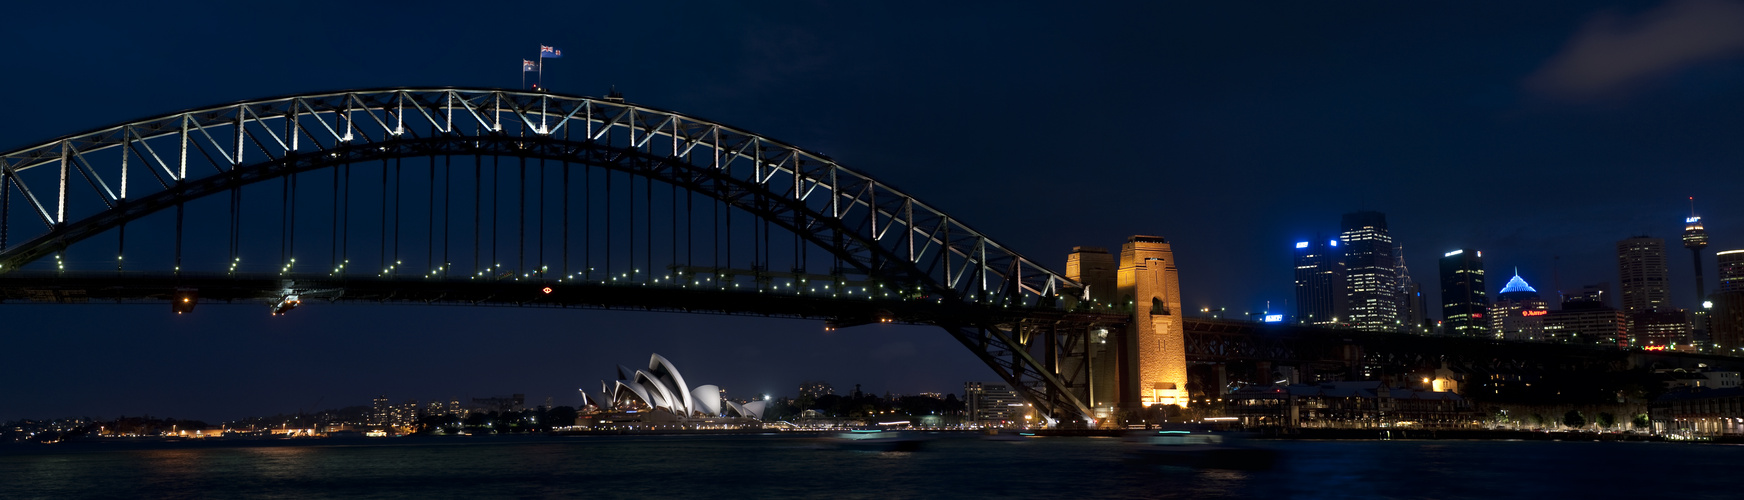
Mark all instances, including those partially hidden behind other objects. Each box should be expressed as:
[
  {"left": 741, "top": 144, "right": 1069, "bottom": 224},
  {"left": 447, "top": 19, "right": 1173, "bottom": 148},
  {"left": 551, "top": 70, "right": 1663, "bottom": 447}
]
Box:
[{"left": 0, "top": 88, "right": 1101, "bottom": 423}]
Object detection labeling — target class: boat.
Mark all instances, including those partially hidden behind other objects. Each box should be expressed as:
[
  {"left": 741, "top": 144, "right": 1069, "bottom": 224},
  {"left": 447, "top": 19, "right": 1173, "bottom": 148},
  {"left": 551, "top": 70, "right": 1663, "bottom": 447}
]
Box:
[
  {"left": 1126, "top": 430, "right": 1278, "bottom": 470},
  {"left": 828, "top": 429, "right": 927, "bottom": 452}
]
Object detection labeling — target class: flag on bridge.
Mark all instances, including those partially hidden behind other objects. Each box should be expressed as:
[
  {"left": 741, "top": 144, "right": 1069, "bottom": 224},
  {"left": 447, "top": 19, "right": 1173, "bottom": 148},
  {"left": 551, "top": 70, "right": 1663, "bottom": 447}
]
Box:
[
  {"left": 540, "top": 45, "right": 563, "bottom": 58},
  {"left": 522, "top": 60, "right": 537, "bottom": 72}
]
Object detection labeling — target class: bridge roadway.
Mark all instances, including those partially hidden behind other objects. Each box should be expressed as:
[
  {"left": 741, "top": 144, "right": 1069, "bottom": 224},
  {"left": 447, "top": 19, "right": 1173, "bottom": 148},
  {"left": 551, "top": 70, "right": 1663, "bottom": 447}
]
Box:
[
  {"left": 0, "top": 271, "right": 1127, "bottom": 330},
  {"left": 18, "top": 269, "right": 1733, "bottom": 377}
]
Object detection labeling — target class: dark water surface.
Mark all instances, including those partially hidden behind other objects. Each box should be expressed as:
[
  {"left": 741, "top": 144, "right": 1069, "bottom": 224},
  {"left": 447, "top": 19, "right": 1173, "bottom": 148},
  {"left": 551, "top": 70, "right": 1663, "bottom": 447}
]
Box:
[{"left": 1, "top": 435, "right": 1735, "bottom": 499}]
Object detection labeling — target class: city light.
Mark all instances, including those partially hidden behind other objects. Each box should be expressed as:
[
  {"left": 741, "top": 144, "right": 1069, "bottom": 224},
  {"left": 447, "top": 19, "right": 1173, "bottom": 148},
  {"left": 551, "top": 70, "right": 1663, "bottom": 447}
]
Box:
[{"left": 1295, "top": 242, "right": 1308, "bottom": 248}]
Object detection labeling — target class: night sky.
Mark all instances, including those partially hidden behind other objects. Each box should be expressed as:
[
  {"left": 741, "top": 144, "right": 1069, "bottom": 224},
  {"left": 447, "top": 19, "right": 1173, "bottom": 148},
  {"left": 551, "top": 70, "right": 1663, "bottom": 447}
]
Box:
[{"left": 6, "top": 1, "right": 1744, "bottom": 421}]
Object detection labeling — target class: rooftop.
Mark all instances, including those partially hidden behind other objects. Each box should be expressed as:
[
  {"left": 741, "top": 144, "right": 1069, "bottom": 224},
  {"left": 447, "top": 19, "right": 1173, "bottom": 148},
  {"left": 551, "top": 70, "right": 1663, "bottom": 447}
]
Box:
[{"left": 1499, "top": 272, "right": 1537, "bottom": 294}]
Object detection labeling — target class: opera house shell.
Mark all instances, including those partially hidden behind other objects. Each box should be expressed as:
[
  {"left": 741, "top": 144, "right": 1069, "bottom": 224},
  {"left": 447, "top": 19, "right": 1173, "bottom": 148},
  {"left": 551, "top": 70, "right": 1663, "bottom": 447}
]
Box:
[{"left": 590, "top": 353, "right": 767, "bottom": 421}]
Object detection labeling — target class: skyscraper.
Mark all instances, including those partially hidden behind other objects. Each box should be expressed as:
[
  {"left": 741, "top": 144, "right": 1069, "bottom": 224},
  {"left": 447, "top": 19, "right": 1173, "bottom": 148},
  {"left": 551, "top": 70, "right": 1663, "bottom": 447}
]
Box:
[
  {"left": 1439, "top": 249, "right": 1488, "bottom": 337},
  {"left": 1396, "top": 246, "right": 1429, "bottom": 334},
  {"left": 1293, "top": 238, "right": 1345, "bottom": 326},
  {"left": 1341, "top": 211, "right": 1399, "bottom": 331},
  {"left": 1490, "top": 271, "right": 1549, "bottom": 341},
  {"left": 1544, "top": 286, "right": 1627, "bottom": 348},
  {"left": 1617, "top": 236, "right": 1671, "bottom": 314},
  {"left": 1721, "top": 250, "right": 1744, "bottom": 293},
  {"left": 1711, "top": 250, "right": 1744, "bottom": 355}
]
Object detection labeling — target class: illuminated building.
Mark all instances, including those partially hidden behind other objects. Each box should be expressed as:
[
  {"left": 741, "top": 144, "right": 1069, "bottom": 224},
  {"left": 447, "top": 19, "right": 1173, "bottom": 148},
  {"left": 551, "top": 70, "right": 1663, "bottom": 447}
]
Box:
[
  {"left": 1650, "top": 387, "right": 1744, "bottom": 436},
  {"left": 1490, "top": 272, "right": 1548, "bottom": 341},
  {"left": 1438, "top": 249, "right": 1488, "bottom": 337},
  {"left": 1633, "top": 309, "right": 1692, "bottom": 348},
  {"left": 1340, "top": 211, "right": 1400, "bottom": 331},
  {"left": 1067, "top": 246, "right": 1118, "bottom": 307},
  {"left": 590, "top": 353, "right": 766, "bottom": 427},
  {"left": 1544, "top": 286, "right": 1627, "bottom": 348},
  {"left": 1292, "top": 238, "right": 1345, "bottom": 326},
  {"left": 1228, "top": 381, "right": 1473, "bottom": 429},
  {"left": 1396, "top": 247, "right": 1429, "bottom": 334},
  {"left": 965, "top": 381, "right": 1023, "bottom": 426},
  {"left": 1721, "top": 250, "right": 1744, "bottom": 292},
  {"left": 371, "top": 395, "right": 389, "bottom": 426},
  {"left": 798, "top": 381, "right": 835, "bottom": 399},
  {"left": 1684, "top": 203, "right": 1709, "bottom": 302},
  {"left": 1117, "top": 235, "right": 1188, "bottom": 407},
  {"left": 1617, "top": 236, "right": 1671, "bottom": 314},
  {"left": 1713, "top": 250, "right": 1744, "bottom": 355}
]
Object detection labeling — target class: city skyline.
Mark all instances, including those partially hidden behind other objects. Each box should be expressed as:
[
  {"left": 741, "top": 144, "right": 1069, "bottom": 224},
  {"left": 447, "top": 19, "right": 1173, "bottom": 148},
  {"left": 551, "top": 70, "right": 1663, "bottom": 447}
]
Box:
[{"left": 5, "top": 0, "right": 1744, "bottom": 421}]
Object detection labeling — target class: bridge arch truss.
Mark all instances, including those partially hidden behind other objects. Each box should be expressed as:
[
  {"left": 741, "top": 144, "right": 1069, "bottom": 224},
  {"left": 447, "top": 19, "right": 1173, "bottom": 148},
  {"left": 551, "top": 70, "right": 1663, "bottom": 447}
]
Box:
[{"left": 0, "top": 88, "right": 1102, "bottom": 423}]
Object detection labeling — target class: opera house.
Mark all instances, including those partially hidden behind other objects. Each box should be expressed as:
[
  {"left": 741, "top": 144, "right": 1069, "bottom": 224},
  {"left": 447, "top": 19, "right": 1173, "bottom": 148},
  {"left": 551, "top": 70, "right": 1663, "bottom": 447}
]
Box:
[{"left": 576, "top": 353, "right": 767, "bottom": 430}]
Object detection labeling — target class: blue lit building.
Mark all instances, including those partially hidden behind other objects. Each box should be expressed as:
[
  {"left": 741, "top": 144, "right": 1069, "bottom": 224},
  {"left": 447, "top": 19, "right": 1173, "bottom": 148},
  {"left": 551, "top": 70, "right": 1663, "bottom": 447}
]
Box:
[
  {"left": 1293, "top": 238, "right": 1346, "bottom": 326},
  {"left": 1491, "top": 271, "right": 1549, "bottom": 341}
]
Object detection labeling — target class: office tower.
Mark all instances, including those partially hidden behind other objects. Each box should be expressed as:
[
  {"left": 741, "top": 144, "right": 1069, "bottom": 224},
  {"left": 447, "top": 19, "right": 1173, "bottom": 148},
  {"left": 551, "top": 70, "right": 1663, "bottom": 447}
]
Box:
[
  {"left": 1439, "top": 249, "right": 1488, "bottom": 337},
  {"left": 1066, "top": 246, "right": 1118, "bottom": 307},
  {"left": 1711, "top": 250, "right": 1744, "bottom": 354},
  {"left": 1397, "top": 246, "right": 1428, "bottom": 333},
  {"left": 1617, "top": 236, "right": 1671, "bottom": 314},
  {"left": 1490, "top": 271, "right": 1549, "bottom": 341},
  {"left": 1565, "top": 283, "right": 1614, "bottom": 308},
  {"left": 965, "top": 382, "right": 1022, "bottom": 426},
  {"left": 372, "top": 395, "right": 390, "bottom": 426},
  {"left": 1721, "top": 250, "right": 1744, "bottom": 292},
  {"left": 1117, "top": 235, "right": 1188, "bottom": 407},
  {"left": 1634, "top": 309, "right": 1692, "bottom": 348},
  {"left": 1545, "top": 286, "right": 1627, "bottom": 347},
  {"left": 1293, "top": 238, "right": 1346, "bottom": 325},
  {"left": 1341, "top": 211, "right": 1400, "bottom": 331}
]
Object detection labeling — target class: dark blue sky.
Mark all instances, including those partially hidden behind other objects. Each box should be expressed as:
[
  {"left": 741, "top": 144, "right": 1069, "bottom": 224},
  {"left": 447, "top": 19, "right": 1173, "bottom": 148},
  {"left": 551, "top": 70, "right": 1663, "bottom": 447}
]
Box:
[{"left": 5, "top": 0, "right": 1744, "bottom": 421}]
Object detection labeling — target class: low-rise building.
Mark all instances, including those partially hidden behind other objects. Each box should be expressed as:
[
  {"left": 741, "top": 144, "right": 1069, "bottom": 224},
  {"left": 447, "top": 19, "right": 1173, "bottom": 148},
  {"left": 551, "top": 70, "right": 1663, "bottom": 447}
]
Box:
[
  {"left": 965, "top": 382, "right": 1024, "bottom": 427},
  {"left": 1229, "top": 381, "right": 1474, "bottom": 429},
  {"left": 1649, "top": 387, "right": 1744, "bottom": 436}
]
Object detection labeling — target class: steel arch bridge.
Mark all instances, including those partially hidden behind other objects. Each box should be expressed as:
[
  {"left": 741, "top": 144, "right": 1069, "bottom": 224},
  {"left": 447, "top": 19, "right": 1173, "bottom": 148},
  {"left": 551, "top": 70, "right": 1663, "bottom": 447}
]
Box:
[{"left": 0, "top": 88, "right": 1121, "bottom": 424}]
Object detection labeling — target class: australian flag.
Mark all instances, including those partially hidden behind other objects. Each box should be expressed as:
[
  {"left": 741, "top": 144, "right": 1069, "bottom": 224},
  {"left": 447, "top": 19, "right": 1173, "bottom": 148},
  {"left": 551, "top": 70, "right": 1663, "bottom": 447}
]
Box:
[
  {"left": 522, "top": 60, "right": 537, "bottom": 72},
  {"left": 540, "top": 45, "right": 563, "bottom": 58}
]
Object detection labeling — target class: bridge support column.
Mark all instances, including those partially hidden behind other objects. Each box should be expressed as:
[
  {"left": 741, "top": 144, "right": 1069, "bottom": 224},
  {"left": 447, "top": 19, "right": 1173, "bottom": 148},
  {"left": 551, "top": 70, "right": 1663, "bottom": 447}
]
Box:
[{"left": 1117, "top": 235, "right": 1188, "bottom": 409}]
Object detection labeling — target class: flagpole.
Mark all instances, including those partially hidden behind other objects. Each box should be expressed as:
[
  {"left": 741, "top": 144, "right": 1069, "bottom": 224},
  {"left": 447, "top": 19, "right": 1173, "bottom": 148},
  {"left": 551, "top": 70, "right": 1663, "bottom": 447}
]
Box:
[{"left": 539, "top": 54, "right": 544, "bottom": 89}]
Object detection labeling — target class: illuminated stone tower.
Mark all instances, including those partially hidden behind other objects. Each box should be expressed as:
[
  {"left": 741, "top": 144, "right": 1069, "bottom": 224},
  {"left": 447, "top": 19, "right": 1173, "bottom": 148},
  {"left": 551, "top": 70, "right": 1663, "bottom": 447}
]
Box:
[
  {"left": 1066, "top": 246, "right": 1118, "bottom": 306},
  {"left": 1117, "top": 235, "right": 1188, "bottom": 408},
  {"left": 1066, "top": 245, "right": 1120, "bottom": 410}
]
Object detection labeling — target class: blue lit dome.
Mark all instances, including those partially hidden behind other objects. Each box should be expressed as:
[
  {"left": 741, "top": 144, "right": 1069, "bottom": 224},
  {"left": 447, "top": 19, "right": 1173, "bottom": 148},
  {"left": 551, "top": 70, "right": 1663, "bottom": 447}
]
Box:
[
  {"left": 1498, "top": 272, "right": 1540, "bottom": 301},
  {"left": 1499, "top": 274, "right": 1536, "bottom": 294}
]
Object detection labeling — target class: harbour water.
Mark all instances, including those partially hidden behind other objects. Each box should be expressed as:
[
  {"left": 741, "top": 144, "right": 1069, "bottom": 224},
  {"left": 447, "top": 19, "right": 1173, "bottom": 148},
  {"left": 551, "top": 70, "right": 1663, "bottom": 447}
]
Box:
[{"left": 2, "top": 435, "right": 1738, "bottom": 499}]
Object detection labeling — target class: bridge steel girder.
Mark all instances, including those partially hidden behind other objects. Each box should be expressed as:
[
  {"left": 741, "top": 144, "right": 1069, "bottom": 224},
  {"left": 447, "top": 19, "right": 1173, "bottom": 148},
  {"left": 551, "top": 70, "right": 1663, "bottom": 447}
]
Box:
[{"left": 0, "top": 88, "right": 1095, "bottom": 422}]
